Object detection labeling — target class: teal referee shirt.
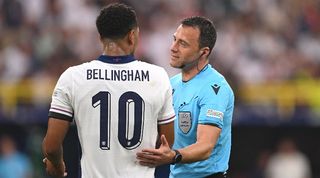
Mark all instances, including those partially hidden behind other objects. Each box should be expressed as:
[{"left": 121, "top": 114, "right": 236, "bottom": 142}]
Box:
[{"left": 170, "top": 64, "right": 234, "bottom": 178}]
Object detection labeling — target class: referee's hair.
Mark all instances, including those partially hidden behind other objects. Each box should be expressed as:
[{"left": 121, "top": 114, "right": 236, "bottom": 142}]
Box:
[
  {"left": 181, "top": 16, "right": 217, "bottom": 55},
  {"left": 96, "top": 3, "right": 138, "bottom": 40}
]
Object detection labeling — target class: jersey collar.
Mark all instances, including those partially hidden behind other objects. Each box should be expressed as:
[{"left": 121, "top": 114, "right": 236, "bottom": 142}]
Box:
[
  {"left": 97, "top": 55, "right": 136, "bottom": 64},
  {"left": 182, "top": 64, "right": 210, "bottom": 83}
]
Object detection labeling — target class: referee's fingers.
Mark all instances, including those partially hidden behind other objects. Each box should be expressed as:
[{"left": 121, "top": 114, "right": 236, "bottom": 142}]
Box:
[{"left": 138, "top": 161, "right": 155, "bottom": 168}]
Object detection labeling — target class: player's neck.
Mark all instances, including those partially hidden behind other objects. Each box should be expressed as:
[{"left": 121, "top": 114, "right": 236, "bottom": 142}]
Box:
[
  {"left": 182, "top": 60, "right": 208, "bottom": 82},
  {"left": 102, "top": 41, "right": 134, "bottom": 56}
]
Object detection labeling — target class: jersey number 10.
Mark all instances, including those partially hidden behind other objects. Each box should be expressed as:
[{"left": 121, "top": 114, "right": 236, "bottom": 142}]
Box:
[{"left": 92, "top": 91, "right": 145, "bottom": 150}]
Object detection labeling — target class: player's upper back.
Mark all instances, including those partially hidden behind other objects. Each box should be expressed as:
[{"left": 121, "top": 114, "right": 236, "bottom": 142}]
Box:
[
  {"left": 54, "top": 55, "right": 173, "bottom": 178},
  {"left": 73, "top": 55, "right": 166, "bottom": 86},
  {"left": 65, "top": 55, "right": 170, "bottom": 103}
]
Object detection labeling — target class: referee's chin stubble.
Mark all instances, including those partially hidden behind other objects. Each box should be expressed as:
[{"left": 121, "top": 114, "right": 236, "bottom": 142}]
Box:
[
  {"left": 170, "top": 59, "right": 185, "bottom": 69},
  {"left": 171, "top": 63, "right": 184, "bottom": 69}
]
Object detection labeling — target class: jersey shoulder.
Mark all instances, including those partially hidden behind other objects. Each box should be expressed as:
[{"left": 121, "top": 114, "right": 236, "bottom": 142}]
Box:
[
  {"left": 62, "top": 61, "right": 93, "bottom": 73},
  {"left": 135, "top": 60, "right": 167, "bottom": 72},
  {"left": 200, "top": 67, "right": 234, "bottom": 99},
  {"left": 170, "top": 73, "right": 182, "bottom": 87},
  {"left": 134, "top": 61, "right": 170, "bottom": 80}
]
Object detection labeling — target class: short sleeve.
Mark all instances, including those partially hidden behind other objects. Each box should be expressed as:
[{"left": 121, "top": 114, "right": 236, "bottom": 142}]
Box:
[
  {"left": 198, "top": 83, "right": 231, "bottom": 128},
  {"left": 157, "top": 69, "right": 175, "bottom": 125},
  {"left": 48, "top": 68, "right": 74, "bottom": 122}
]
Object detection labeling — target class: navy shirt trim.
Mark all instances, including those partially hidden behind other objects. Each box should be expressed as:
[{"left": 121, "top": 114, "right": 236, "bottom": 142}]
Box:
[
  {"left": 97, "top": 55, "right": 136, "bottom": 64},
  {"left": 48, "top": 111, "right": 73, "bottom": 122}
]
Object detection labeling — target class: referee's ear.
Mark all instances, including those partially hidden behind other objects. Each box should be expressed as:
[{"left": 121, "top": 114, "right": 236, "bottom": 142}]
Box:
[{"left": 200, "top": 47, "right": 210, "bottom": 59}]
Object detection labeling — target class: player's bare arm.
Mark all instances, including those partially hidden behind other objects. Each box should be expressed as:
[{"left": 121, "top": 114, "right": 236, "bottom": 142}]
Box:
[
  {"left": 158, "top": 121, "right": 175, "bottom": 147},
  {"left": 42, "top": 118, "right": 70, "bottom": 177}
]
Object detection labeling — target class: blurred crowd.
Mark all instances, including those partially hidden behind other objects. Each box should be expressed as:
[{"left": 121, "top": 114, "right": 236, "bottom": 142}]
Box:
[{"left": 1, "top": 0, "right": 320, "bottom": 124}]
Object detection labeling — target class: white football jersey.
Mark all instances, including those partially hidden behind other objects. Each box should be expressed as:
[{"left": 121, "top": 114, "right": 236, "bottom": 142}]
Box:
[{"left": 49, "top": 55, "right": 175, "bottom": 178}]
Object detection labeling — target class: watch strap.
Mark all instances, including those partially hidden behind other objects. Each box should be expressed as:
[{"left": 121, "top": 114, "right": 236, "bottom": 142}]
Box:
[{"left": 171, "top": 149, "right": 182, "bottom": 165}]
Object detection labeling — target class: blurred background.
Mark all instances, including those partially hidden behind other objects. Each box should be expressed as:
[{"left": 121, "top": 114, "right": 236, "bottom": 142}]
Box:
[{"left": 0, "top": 0, "right": 320, "bottom": 177}]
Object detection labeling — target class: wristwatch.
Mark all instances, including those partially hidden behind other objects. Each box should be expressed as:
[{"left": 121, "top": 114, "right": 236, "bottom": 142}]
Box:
[{"left": 171, "top": 149, "right": 182, "bottom": 165}]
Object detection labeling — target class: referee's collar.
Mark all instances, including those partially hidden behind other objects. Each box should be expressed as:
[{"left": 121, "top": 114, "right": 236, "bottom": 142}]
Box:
[{"left": 96, "top": 54, "right": 136, "bottom": 64}]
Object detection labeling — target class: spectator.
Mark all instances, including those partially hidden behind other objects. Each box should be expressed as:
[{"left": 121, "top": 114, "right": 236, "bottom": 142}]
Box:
[
  {"left": 0, "top": 135, "right": 33, "bottom": 178},
  {"left": 265, "top": 138, "right": 312, "bottom": 178}
]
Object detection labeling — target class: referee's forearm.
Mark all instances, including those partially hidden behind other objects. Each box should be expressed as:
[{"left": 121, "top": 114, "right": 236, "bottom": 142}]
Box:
[{"left": 178, "top": 141, "right": 213, "bottom": 163}]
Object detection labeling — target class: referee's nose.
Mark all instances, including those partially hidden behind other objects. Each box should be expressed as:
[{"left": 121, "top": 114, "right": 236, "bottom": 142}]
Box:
[{"left": 170, "top": 41, "right": 179, "bottom": 54}]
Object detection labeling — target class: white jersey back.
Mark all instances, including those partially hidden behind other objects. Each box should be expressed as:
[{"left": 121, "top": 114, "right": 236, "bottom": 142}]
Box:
[{"left": 49, "top": 57, "right": 175, "bottom": 178}]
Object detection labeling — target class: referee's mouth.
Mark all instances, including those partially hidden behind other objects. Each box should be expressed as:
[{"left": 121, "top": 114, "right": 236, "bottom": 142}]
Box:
[{"left": 171, "top": 55, "right": 179, "bottom": 60}]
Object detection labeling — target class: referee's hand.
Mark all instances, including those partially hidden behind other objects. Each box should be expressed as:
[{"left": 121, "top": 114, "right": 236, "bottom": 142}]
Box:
[{"left": 136, "top": 135, "right": 175, "bottom": 167}]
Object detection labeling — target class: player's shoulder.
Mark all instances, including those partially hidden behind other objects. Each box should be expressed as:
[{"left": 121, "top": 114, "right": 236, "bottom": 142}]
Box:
[
  {"left": 58, "top": 61, "right": 94, "bottom": 78},
  {"left": 66, "top": 60, "right": 99, "bottom": 72},
  {"left": 134, "top": 60, "right": 169, "bottom": 77},
  {"left": 135, "top": 60, "right": 165, "bottom": 71}
]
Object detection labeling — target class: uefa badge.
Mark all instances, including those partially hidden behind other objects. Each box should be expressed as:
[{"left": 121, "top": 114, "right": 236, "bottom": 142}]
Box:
[
  {"left": 206, "top": 109, "right": 224, "bottom": 120},
  {"left": 178, "top": 111, "right": 192, "bottom": 134}
]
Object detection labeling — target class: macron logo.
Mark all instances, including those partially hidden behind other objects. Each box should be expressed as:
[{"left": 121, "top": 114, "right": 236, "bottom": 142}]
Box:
[{"left": 211, "top": 84, "right": 220, "bottom": 95}]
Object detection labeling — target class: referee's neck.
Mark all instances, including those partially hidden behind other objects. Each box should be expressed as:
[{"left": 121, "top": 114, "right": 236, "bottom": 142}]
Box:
[{"left": 182, "top": 60, "right": 208, "bottom": 82}]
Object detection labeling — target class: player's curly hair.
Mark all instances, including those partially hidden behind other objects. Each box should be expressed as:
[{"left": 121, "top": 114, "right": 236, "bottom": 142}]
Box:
[
  {"left": 96, "top": 3, "right": 137, "bottom": 40},
  {"left": 181, "top": 16, "right": 217, "bottom": 55}
]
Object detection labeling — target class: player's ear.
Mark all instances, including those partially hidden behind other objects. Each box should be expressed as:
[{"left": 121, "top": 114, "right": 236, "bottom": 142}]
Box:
[
  {"left": 99, "top": 35, "right": 104, "bottom": 43},
  {"left": 128, "top": 27, "right": 139, "bottom": 45},
  {"left": 128, "top": 29, "right": 135, "bottom": 45}
]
